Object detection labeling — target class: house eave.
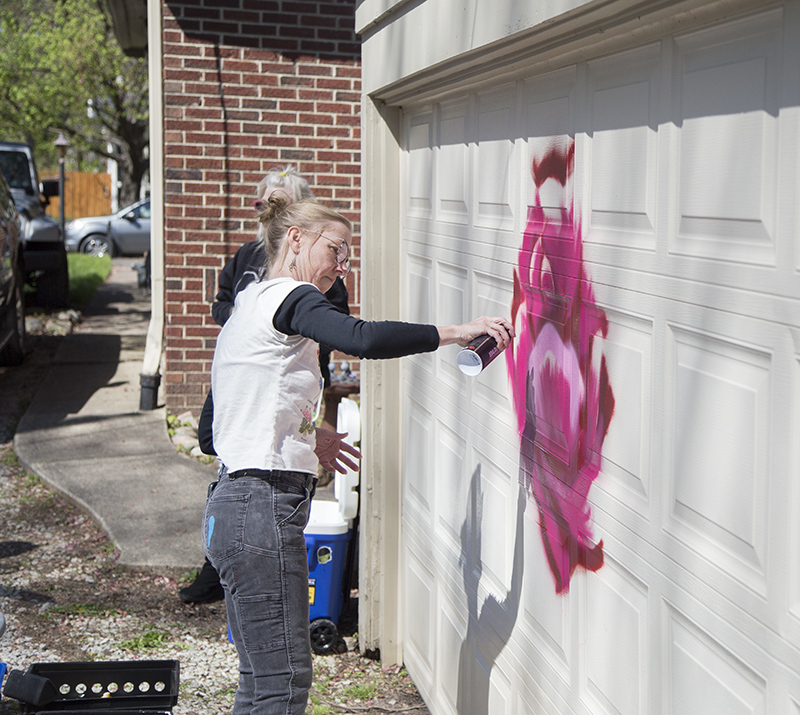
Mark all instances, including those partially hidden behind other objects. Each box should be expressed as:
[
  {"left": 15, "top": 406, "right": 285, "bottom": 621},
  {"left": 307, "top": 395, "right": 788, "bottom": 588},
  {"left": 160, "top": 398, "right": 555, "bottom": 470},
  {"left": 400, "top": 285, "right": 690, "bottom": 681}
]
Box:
[{"left": 99, "top": 0, "right": 148, "bottom": 58}]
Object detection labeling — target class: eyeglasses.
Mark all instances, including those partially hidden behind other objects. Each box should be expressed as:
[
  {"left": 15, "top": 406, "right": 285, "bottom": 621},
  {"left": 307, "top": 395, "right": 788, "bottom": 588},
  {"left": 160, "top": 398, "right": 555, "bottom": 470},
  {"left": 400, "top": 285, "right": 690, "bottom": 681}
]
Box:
[{"left": 315, "top": 232, "right": 351, "bottom": 275}]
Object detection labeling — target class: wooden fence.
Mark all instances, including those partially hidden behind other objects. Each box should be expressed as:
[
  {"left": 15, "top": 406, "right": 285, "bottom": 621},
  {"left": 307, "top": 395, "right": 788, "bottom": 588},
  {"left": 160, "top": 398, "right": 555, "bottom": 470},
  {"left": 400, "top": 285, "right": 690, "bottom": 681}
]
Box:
[{"left": 42, "top": 171, "right": 112, "bottom": 221}]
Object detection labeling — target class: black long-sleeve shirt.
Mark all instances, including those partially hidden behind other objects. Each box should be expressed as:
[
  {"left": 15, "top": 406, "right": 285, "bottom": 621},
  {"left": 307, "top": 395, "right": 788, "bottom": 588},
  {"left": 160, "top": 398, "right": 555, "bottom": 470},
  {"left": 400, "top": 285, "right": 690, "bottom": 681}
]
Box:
[
  {"left": 275, "top": 284, "right": 437, "bottom": 358},
  {"left": 211, "top": 241, "right": 266, "bottom": 327},
  {"left": 199, "top": 283, "right": 439, "bottom": 455}
]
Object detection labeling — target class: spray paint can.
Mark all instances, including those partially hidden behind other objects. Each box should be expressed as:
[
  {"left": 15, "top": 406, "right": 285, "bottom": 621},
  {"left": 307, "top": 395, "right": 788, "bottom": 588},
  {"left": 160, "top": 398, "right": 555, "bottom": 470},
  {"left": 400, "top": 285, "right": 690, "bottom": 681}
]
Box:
[{"left": 456, "top": 334, "right": 501, "bottom": 376}]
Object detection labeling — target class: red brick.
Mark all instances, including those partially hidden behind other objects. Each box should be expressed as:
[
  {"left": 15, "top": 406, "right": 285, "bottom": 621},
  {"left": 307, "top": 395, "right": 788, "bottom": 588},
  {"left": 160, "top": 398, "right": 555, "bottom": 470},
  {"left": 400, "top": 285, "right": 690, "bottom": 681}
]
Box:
[{"left": 160, "top": 2, "right": 362, "bottom": 415}]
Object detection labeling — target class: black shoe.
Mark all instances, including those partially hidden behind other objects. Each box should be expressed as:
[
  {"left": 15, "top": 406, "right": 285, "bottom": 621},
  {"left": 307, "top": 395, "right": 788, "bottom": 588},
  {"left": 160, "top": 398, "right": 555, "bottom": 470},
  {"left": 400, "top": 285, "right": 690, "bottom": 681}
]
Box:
[{"left": 179, "top": 559, "right": 225, "bottom": 604}]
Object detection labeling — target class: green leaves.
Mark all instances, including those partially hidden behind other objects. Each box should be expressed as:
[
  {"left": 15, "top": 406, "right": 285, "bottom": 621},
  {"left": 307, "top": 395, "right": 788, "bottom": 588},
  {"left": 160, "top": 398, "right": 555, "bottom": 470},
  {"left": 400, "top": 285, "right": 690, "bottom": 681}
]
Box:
[{"left": 0, "top": 0, "right": 148, "bottom": 201}]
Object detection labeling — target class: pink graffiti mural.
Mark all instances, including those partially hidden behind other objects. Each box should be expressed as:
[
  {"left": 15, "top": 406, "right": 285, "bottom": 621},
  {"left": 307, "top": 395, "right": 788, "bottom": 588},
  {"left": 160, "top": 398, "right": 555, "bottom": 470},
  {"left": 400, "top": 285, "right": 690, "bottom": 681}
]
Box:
[{"left": 507, "top": 138, "right": 615, "bottom": 594}]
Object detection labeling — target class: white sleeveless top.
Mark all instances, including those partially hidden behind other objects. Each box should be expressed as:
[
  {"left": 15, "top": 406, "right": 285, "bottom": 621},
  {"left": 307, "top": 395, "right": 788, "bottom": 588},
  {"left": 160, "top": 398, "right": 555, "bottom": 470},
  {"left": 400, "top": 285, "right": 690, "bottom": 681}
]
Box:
[{"left": 211, "top": 278, "right": 323, "bottom": 474}]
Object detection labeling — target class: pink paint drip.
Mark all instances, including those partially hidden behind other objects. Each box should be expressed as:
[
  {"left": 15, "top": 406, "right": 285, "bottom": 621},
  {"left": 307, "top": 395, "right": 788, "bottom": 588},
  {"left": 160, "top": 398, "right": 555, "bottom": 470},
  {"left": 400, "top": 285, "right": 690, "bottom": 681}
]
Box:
[{"left": 507, "top": 139, "right": 615, "bottom": 594}]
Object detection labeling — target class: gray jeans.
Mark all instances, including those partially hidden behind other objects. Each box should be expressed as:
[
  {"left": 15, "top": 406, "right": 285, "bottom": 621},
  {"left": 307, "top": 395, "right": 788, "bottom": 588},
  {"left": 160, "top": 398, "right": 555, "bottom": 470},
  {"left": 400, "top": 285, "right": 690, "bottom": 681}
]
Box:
[{"left": 203, "top": 470, "right": 316, "bottom": 715}]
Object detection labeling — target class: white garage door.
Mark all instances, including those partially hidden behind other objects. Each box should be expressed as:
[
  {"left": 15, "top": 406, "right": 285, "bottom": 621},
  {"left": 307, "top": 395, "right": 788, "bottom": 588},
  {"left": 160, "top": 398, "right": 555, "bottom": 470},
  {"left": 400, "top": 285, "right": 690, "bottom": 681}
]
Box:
[{"left": 397, "top": 4, "right": 800, "bottom": 714}]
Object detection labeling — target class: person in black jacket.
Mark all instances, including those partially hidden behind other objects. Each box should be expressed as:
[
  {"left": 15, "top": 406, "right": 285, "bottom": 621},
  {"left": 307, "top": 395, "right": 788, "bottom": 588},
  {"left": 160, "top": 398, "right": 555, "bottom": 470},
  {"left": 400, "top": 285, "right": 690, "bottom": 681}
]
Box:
[{"left": 179, "top": 167, "right": 349, "bottom": 604}]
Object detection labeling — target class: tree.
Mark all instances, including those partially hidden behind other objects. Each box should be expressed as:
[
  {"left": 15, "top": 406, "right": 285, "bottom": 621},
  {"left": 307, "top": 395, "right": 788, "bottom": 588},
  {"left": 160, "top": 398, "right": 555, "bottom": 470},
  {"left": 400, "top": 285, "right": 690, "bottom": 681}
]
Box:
[{"left": 0, "top": 0, "right": 149, "bottom": 205}]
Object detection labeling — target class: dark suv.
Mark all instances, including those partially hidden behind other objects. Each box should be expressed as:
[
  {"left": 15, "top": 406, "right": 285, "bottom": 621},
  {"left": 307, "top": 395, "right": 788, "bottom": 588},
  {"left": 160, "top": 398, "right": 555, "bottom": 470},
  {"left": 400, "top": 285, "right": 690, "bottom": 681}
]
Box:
[
  {"left": 0, "top": 171, "right": 26, "bottom": 365},
  {"left": 0, "top": 142, "right": 68, "bottom": 308}
]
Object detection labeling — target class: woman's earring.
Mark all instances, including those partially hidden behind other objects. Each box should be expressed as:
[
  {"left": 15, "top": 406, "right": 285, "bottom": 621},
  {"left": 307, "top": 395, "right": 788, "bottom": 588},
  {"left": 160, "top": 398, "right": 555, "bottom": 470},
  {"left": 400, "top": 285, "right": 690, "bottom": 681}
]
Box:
[{"left": 289, "top": 255, "right": 297, "bottom": 273}]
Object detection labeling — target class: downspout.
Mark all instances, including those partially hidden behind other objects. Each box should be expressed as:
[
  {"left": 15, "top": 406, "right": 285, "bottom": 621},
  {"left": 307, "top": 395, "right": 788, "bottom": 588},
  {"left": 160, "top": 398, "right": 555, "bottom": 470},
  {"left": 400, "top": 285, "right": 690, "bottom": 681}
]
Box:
[{"left": 140, "top": 0, "right": 164, "bottom": 410}]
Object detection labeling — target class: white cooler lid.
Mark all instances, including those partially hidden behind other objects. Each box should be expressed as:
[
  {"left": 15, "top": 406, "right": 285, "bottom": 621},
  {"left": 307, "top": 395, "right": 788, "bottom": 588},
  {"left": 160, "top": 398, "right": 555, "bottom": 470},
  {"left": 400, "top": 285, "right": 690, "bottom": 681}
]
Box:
[
  {"left": 334, "top": 397, "right": 360, "bottom": 522},
  {"left": 306, "top": 499, "right": 350, "bottom": 535}
]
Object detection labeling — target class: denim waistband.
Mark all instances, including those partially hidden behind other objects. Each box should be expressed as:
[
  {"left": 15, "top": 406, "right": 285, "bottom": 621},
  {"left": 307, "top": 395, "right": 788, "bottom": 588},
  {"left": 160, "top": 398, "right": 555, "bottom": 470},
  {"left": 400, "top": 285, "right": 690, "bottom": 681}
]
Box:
[{"left": 219, "top": 465, "right": 315, "bottom": 489}]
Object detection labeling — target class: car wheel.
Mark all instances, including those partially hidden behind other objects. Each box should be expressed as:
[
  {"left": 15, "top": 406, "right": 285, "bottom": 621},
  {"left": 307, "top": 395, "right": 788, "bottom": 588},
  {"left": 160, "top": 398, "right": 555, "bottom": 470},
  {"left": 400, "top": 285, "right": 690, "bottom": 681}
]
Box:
[
  {"left": 0, "top": 265, "right": 27, "bottom": 366},
  {"left": 36, "top": 248, "right": 69, "bottom": 309},
  {"left": 80, "top": 234, "right": 114, "bottom": 257}
]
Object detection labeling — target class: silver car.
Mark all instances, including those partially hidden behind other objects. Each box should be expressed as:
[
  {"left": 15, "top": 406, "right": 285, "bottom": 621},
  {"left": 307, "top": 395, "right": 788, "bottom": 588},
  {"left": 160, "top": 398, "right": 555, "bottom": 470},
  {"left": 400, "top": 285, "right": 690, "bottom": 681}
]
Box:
[{"left": 64, "top": 198, "right": 150, "bottom": 257}]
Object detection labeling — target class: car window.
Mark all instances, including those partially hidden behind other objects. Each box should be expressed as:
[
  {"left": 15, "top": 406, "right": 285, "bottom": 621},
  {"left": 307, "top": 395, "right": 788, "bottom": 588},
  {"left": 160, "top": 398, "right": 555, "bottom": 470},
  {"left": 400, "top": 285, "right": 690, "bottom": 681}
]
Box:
[
  {"left": 0, "top": 151, "right": 33, "bottom": 192},
  {"left": 125, "top": 201, "right": 151, "bottom": 220}
]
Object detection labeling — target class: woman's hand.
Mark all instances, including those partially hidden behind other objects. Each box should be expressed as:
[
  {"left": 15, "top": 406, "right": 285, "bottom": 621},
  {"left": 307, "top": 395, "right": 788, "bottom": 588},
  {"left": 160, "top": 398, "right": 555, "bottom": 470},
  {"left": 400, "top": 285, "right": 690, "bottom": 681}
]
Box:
[
  {"left": 438, "top": 317, "right": 515, "bottom": 349},
  {"left": 314, "top": 427, "right": 362, "bottom": 474}
]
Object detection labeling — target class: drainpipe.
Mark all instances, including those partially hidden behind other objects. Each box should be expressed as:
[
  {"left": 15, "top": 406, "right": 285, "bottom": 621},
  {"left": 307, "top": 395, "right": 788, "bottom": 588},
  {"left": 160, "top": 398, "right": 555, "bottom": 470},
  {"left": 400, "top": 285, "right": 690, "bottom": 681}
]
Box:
[{"left": 140, "top": 0, "right": 164, "bottom": 410}]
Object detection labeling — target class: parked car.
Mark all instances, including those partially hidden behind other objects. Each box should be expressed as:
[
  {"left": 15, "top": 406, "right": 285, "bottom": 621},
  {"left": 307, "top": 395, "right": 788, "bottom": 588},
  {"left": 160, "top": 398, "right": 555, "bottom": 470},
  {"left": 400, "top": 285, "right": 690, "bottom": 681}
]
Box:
[
  {"left": 0, "top": 141, "right": 68, "bottom": 308},
  {"left": 64, "top": 198, "right": 150, "bottom": 257},
  {"left": 0, "top": 171, "right": 26, "bottom": 365}
]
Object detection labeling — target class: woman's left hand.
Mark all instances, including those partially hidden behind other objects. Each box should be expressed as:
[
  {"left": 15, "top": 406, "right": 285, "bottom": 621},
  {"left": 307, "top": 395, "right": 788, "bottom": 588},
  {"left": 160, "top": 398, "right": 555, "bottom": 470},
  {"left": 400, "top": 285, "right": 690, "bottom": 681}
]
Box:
[{"left": 315, "top": 427, "right": 362, "bottom": 474}]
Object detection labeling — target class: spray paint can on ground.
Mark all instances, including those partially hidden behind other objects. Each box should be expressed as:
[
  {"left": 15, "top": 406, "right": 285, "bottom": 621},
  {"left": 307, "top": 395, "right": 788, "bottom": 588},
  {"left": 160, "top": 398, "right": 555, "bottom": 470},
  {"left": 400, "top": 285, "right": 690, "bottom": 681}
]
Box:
[{"left": 456, "top": 334, "right": 501, "bottom": 376}]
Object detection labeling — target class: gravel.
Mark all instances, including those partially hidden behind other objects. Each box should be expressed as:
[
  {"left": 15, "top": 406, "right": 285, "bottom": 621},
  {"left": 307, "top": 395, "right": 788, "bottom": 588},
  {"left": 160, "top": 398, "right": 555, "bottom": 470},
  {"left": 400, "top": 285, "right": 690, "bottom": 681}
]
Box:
[{"left": 0, "top": 314, "right": 430, "bottom": 715}]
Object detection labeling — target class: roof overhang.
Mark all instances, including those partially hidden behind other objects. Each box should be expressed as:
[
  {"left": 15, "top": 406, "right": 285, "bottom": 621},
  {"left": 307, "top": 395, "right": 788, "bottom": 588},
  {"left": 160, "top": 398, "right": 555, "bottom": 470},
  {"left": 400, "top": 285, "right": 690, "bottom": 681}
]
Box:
[{"left": 99, "top": 0, "right": 148, "bottom": 57}]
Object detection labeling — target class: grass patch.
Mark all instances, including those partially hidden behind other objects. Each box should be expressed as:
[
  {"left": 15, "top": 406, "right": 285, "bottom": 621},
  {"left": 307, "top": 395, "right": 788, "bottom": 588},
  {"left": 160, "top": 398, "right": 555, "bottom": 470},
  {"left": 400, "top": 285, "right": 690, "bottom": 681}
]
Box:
[
  {"left": 0, "top": 450, "right": 20, "bottom": 467},
  {"left": 121, "top": 628, "right": 172, "bottom": 651},
  {"left": 308, "top": 698, "right": 331, "bottom": 715},
  {"left": 67, "top": 253, "right": 112, "bottom": 308},
  {"left": 341, "top": 682, "right": 377, "bottom": 701},
  {"left": 50, "top": 602, "right": 119, "bottom": 617},
  {"left": 23, "top": 473, "right": 40, "bottom": 487},
  {"left": 179, "top": 567, "right": 200, "bottom": 585}
]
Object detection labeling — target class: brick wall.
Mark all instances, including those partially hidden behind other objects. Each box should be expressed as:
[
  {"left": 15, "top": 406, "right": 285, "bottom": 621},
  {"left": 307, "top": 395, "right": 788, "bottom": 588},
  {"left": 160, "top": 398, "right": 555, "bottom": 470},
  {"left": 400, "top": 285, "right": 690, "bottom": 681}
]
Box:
[{"left": 161, "top": 0, "right": 361, "bottom": 415}]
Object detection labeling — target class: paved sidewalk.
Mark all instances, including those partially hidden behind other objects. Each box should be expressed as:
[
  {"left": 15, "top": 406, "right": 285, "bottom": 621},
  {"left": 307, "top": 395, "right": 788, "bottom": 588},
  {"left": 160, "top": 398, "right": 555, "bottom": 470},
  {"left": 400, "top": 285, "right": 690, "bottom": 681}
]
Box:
[{"left": 14, "top": 258, "right": 214, "bottom": 570}]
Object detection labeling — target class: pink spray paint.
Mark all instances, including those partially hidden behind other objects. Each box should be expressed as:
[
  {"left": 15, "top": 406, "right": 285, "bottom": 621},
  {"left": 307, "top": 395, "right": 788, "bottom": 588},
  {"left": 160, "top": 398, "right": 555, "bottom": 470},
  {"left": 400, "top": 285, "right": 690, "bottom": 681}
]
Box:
[{"left": 506, "top": 139, "right": 615, "bottom": 594}]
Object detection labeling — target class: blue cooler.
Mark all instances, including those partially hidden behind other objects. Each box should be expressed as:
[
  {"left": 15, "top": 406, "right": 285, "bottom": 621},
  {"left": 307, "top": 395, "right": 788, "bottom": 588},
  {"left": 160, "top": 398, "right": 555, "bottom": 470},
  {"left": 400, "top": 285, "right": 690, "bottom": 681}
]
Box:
[
  {"left": 305, "top": 503, "right": 352, "bottom": 654},
  {"left": 305, "top": 397, "right": 360, "bottom": 654}
]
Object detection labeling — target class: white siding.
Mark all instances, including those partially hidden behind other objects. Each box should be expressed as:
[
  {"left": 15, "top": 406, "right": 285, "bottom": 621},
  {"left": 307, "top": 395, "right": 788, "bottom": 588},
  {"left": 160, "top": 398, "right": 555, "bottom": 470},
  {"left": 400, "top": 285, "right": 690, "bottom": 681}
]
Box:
[{"left": 380, "top": 2, "right": 800, "bottom": 714}]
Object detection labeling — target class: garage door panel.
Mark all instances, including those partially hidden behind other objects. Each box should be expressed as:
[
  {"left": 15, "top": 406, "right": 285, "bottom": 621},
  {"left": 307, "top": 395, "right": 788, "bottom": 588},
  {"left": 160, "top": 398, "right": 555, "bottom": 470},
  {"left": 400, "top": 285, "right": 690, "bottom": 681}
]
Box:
[
  {"left": 663, "top": 324, "right": 770, "bottom": 597},
  {"left": 477, "top": 646, "right": 512, "bottom": 715},
  {"left": 405, "top": 253, "right": 435, "bottom": 384},
  {"left": 582, "top": 558, "right": 649, "bottom": 715},
  {"left": 587, "top": 44, "right": 660, "bottom": 251},
  {"left": 520, "top": 500, "right": 572, "bottom": 681},
  {"left": 665, "top": 603, "right": 767, "bottom": 715},
  {"left": 524, "top": 66, "right": 576, "bottom": 138},
  {"left": 674, "top": 109, "right": 777, "bottom": 264},
  {"left": 592, "top": 306, "right": 654, "bottom": 516},
  {"left": 524, "top": 68, "right": 577, "bottom": 242},
  {"left": 671, "top": 10, "right": 782, "bottom": 266},
  {"left": 474, "top": 270, "right": 516, "bottom": 407},
  {"left": 406, "top": 112, "right": 435, "bottom": 220},
  {"left": 403, "top": 552, "right": 436, "bottom": 693},
  {"left": 475, "top": 86, "right": 518, "bottom": 232},
  {"left": 406, "top": 252, "right": 434, "bottom": 321},
  {"left": 404, "top": 398, "right": 434, "bottom": 517},
  {"left": 674, "top": 9, "right": 783, "bottom": 120},
  {"left": 437, "top": 100, "right": 470, "bottom": 224},
  {"left": 436, "top": 261, "right": 472, "bottom": 387},
  {"left": 435, "top": 421, "right": 469, "bottom": 558},
  {"left": 436, "top": 595, "right": 468, "bottom": 715},
  {"left": 471, "top": 450, "right": 518, "bottom": 598}
]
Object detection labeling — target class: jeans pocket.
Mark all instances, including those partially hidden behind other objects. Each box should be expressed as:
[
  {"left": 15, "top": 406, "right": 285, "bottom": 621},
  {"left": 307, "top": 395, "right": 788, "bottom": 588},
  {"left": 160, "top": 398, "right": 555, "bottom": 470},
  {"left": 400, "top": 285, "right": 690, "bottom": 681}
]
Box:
[
  {"left": 274, "top": 486, "right": 312, "bottom": 551},
  {"left": 204, "top": 492, "right": 249, "bottom": 562},
  {"left": 238, "top": 592, "right": 286, "bottom": 653}
]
